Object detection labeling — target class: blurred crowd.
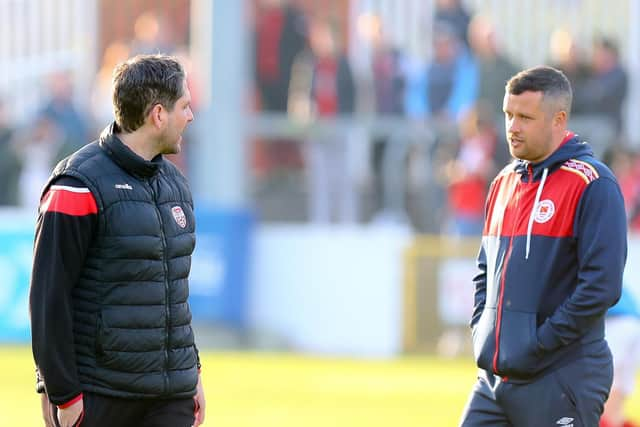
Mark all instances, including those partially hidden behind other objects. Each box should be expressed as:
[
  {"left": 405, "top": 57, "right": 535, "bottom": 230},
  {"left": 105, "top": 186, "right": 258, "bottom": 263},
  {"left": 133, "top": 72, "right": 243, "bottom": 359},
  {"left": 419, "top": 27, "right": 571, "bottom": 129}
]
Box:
[
  {"left": 1, "top": 0, "right": 638, "bottom": 235},
  {"left": 251, "top": 0, "right": 636, "bottom": 233},
  {"left": 0, "top": 9, "right": 193, "bottom": 212}
]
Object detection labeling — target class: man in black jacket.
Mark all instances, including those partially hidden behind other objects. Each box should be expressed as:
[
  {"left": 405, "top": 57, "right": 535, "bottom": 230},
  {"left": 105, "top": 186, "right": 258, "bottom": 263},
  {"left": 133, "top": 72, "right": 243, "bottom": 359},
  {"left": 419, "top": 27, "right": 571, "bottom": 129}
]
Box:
[{"left": 30, "top": 54, "right": 205, "bottom": 427}]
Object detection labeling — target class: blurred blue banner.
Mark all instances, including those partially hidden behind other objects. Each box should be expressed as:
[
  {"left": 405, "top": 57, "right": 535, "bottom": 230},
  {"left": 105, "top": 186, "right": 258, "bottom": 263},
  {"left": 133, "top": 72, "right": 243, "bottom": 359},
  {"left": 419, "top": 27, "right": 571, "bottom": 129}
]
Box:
[
  {"left": 0, "top": 213, "right": 35, "bottom": 342},
  {"left": 0, "top": 206, "right": 253, "bottom": 343},
  {"left": 188, "top": 205, "right": 253, "bottom": 328}
]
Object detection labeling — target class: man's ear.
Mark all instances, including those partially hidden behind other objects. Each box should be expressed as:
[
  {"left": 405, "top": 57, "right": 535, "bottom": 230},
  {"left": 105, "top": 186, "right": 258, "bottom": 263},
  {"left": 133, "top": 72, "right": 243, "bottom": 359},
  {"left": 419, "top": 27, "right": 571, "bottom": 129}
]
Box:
[
  {"left": 554, "top": 110, "right": 567, "bottom": 128},
  {"left": 148, "top": 104, "right": 165, "bottom": 129}
]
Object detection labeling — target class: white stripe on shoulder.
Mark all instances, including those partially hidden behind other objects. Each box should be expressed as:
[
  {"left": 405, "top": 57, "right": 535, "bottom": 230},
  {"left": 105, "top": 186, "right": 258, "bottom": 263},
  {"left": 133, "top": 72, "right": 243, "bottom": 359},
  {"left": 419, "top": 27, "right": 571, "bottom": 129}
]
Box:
[{"left": 50, "top": 185, "right": 91, "bottom": 193}]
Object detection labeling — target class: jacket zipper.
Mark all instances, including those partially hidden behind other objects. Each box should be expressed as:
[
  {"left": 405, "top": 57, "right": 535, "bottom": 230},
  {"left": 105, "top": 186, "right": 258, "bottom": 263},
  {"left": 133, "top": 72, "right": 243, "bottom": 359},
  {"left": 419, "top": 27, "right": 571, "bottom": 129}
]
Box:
[
  {"left": 492, "top": 239, "right": 513, "bottom": 374},
  {"left": 492, "top": 177, "right": 523, "bottom": 374},
  {"left": 148, "top": 178, "right": 171, "bottom": 394}
]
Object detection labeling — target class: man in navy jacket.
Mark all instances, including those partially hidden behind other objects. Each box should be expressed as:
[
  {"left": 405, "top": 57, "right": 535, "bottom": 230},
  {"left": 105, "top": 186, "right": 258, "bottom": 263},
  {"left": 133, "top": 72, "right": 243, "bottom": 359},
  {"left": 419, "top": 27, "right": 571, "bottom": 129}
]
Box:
[{"left": 459, "top": 66, "right": 627, "bottom": 426}]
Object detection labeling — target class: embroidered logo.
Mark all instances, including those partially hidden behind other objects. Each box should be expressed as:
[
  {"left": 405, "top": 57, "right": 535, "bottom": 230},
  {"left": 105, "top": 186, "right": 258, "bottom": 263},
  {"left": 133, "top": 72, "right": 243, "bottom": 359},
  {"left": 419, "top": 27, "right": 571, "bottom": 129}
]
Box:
[
  {"left": 115, "top": 183, "right": 133, "bottom": 190},
  {"left": 556, "top": 417, "right": 574, "bottom": 426},
  {"left": 171, "top": 206, "right": 187, "bottom": 228},
  {"left": 534, "top": 199, "right": 555, "bottom": 223}
]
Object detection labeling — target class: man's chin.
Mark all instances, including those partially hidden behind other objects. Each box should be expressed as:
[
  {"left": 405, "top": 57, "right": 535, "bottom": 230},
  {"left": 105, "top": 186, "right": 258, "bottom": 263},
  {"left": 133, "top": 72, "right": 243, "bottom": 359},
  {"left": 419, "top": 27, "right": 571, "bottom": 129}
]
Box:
[{"left": 162, "top": 144, "right": 181, "bottom": 155}]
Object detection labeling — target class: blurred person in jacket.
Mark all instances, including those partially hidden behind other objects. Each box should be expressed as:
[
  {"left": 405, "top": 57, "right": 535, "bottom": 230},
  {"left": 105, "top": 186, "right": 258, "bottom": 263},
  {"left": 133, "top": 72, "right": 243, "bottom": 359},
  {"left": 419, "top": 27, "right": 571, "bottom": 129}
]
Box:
[
  {"left": 443, "top": 105, "right": 497, "bottom": 236},
  {"left": 252, "top": 0, "right": 308, "bottom": 180},
  {"left": 40, "top": 71, "right": 90, "bottom": 158},
  {"left": 359, "top": 14, "right": 407, "bottom": 217},
  {"left": 434, "top": 0, "right": 472, "bottom": 49},
  {"left": 460, "top": 66, "right": 627, "bottom": 426},
  {"left": 15, "top": 114, "right": 65, "bottom": 211},
  {"left": 548, "top": 29, "right": 591, "bottom": 115},
  {"left": 404, "top": 21, "right": 477, "bottom": 125},
  {"left": 0, "top": 97, "right": 22, "bottom": 205},
  {"left": 467, "top": 15, "right": 519, "bottom": 124},
  {"left": 575, "top": 36, "right": 628, "bottom": 134},
  {"left": 288, "top": 18, "right": 357, "bottom": 223},
  {"left": 30, "top": 54, "right": 205, "bottom": 427},
  {"left": 254, "top": 0, "right": 307, "bottom": 112}
]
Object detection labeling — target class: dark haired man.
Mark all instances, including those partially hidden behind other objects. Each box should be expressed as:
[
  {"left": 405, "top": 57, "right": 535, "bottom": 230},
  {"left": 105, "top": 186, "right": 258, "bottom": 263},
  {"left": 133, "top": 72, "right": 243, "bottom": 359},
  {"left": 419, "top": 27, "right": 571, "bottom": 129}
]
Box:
[
  {"left": 459, "top": 66, "right": 627, "bottom": 426},
  {"left": 30, "top": 54, "right": 205, "bottom": 427}
]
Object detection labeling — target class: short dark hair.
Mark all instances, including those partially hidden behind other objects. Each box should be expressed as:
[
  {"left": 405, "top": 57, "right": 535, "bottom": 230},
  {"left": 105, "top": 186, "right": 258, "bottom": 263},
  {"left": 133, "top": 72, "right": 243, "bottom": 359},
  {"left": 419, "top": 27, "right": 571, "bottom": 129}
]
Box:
[
  {"left": 112, "top": 54, "right": 185, "bottom": 132},
  {"left": 505, "top": 66, "right": 573, "bottom": 117},
  {"left": 593, "top": 35, "right": 619, "bottom": 57}
]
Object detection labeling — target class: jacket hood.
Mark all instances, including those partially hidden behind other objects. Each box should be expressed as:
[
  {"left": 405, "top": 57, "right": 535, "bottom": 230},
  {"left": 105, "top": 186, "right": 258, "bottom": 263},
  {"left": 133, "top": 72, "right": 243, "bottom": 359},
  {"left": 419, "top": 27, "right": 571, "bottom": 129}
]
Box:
[{"left": 514, "top": 132, "right": 594, "bottom": 180}]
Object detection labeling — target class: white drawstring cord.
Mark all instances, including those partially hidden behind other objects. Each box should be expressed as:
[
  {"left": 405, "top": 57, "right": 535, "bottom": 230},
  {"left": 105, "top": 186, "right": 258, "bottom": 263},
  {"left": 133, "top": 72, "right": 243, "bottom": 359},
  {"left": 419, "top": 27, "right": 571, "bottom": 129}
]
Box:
[{"left": 525, "top": 167, "right": 548, "bottom": 259}]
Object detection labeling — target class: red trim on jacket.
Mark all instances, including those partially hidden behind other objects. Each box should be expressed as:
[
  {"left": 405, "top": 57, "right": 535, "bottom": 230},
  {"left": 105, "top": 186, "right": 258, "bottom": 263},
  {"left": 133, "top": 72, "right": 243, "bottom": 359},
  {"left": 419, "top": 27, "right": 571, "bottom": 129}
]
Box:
[
  {"left": 485, "top": 166, "right": 591, "bottom": 239},
  {"left": 57, "top": 393, "right": 83, "bottom": 409},
  {"left": 41, "top": 186, "right": 97, "bottom": 216}
]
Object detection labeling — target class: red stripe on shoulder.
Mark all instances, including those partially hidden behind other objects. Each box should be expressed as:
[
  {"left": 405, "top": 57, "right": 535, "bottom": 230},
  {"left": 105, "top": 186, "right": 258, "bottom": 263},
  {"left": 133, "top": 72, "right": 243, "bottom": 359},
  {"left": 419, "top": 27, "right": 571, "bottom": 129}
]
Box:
[
  {"left": 560, "top": 159, "right": 599, "bottom": 184},
  {"left": 41, "top": 186, "right": 97, "bottom": 216}
]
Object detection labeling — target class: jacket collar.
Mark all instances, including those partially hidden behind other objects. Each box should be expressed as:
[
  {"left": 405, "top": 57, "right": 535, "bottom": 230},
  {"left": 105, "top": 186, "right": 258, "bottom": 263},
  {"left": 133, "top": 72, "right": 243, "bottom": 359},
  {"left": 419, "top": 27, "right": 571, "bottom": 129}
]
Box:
[
  {"left": 513, "top": 131, "right": 594, "bottom": 180},
  {"left": 98, "top": 122, "right": 162, "bottom": 179}
]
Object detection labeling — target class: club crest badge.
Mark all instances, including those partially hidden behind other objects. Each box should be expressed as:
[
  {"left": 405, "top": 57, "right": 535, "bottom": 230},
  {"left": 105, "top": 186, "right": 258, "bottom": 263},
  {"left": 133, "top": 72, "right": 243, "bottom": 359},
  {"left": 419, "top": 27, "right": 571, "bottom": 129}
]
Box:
[
  {"left": 534, "top": 199, "right": 555, "bottom": 223},
  {"left": 171, "top": 206, "right": 187, "bottom": 228}
]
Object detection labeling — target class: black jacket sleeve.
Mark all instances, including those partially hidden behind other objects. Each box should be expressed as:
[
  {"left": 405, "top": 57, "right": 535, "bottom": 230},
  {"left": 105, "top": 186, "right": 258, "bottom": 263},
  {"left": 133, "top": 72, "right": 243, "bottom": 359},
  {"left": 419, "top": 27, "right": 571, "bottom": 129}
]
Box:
[{"left": 30, "top": 176, "right": 97, "bottom": 406}]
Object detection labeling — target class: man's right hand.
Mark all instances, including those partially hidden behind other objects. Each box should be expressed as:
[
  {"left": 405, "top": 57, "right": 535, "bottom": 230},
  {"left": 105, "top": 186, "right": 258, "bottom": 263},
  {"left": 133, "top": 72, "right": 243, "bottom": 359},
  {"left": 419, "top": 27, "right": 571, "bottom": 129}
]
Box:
[
  {"left": 57, "top": 398, "right": 83, "bottom": 427},
  {"left": 40, "top": 394, "right": 55, "bottom": 427}
]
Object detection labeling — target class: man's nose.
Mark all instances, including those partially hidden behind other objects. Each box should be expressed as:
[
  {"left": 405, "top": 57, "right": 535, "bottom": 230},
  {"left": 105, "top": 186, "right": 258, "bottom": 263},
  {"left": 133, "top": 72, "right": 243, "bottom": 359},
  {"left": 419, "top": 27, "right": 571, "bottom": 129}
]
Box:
[{"left": 508, "top": 118, "right": 519, "bottom": 133}]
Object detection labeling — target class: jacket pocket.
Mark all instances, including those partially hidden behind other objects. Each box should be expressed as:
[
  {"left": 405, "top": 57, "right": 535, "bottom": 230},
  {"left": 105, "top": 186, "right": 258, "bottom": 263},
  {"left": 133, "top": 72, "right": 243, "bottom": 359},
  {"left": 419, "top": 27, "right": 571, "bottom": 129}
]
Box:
[
  {"left": 472, "top": 307, "right": 497, "bottom": 371},
  {"left": 496, "top": 310, "right": 542, "bottom": 378}
]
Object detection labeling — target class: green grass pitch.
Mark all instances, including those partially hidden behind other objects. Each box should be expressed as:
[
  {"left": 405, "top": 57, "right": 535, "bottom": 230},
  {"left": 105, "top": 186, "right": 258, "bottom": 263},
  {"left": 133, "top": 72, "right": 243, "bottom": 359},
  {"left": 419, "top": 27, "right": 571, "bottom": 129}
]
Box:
[{"left": 1, "top": 346, "right": 638, "bottom": 426}]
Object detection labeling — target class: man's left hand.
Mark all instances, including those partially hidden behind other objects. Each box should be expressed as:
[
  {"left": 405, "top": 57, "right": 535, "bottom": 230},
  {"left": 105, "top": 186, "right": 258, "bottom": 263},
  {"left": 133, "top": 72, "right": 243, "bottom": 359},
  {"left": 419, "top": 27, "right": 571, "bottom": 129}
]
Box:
[{"left": 193, "top": 373, "right": 206, "bottom": 426}]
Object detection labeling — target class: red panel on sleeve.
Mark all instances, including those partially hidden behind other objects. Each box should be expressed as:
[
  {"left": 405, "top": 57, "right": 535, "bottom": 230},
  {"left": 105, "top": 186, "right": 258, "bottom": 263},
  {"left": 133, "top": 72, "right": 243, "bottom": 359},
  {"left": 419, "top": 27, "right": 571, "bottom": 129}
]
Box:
[{"left": 41, "top": 186, "right": 98, "bottom": 216}]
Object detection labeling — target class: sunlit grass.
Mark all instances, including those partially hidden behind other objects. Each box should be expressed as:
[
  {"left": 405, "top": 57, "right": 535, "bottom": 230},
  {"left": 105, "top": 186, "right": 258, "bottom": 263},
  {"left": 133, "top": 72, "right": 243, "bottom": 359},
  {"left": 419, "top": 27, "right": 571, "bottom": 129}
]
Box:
[{"left": 1, "top": 346, "right": 638, "bottom": 426}]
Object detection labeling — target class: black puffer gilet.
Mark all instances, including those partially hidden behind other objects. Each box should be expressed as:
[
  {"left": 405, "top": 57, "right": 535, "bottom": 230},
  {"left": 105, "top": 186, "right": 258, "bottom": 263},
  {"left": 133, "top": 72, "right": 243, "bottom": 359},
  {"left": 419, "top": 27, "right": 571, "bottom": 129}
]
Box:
[{"left": 43, "top": 124, "right": 198, "bottom": 398}]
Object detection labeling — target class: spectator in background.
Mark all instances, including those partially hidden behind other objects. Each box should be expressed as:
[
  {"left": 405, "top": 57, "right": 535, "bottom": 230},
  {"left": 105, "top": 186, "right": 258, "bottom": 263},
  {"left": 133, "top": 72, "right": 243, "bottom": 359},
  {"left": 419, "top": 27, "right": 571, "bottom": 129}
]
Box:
[
  {"left": 252, "top": 0, "right": 308, "bottom": 181},
  {"left": 254, "top": 0, "right": 307, "bottom": 112},
  {"left": 14, "top": 115, "right": 65, "bottom": 211},
  {"left": 403, "top": 22, "right": 477, "bottom": 232},
  {"left": 548, "top": 29, "right": 591, "bottom": 115},
  {"left": 90, "top": 41, "right": 131, "bottom": 129},
  {"left": 443, "top": 105, "right": 497, "bottom": 236},
  {"left": 0, "top": 97, "right": 22, "bottom": 205},
  {"left": 129, "top": 10, "right": 175, "bottom": 55},
  {"left": 288, "top": 18, "right": 357, "bottom": 223},
  {"left": 467, "top": 15, "right": 519, "bottom": 124},
  {"left": 361, "top": 14, "right": 407, "bottom": 216},
  {"left": 404, "top": 21, "right": 477, "bottom": 126},
  {"left": 41, "top": 71, "right": 90, "bottom": 159},
  {"left": 605, "top": 147, "right": 640, "bottom": 233},
  {"left": 576, "top": 36, "right": 628, "bottom": 134},
  {"left": 434, "top": 0, "right": 472, "bottom": 49}
]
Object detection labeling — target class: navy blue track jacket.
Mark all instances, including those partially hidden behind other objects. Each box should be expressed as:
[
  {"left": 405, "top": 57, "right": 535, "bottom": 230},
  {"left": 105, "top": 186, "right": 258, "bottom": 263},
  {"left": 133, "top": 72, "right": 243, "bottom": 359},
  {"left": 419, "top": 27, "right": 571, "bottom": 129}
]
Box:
[{"left": 471, "top": 133, "right": 627, "bottom": 381}]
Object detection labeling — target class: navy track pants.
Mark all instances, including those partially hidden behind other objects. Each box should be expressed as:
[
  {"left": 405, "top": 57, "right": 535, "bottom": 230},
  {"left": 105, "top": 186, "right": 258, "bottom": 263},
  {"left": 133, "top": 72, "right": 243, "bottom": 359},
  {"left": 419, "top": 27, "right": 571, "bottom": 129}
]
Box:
[{"left": 459, "top": 349, "right": 613, "bottom": 427}]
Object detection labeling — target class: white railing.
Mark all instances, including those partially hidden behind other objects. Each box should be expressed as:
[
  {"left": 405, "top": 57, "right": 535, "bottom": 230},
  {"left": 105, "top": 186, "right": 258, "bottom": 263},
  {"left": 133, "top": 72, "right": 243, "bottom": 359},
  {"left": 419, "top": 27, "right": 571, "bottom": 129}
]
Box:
[{"left": 0, "top": 0, "right": 97, "bottom": 123}]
